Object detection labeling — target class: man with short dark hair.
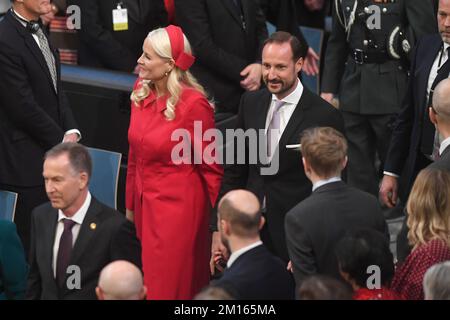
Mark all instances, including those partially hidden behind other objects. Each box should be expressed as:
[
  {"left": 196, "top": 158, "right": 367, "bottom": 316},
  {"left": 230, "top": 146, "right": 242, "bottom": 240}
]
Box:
[
  {"left": 27, "top": 143, "right": 141, "bottom": 300},
  {"left": 285, "top": 127, "right": 388, "bottom": 289},
  {"left": 212, "top": 31, "right": 345, "bottom": 267},
  {"left": 0, "top": 0, "right": 80, "bottom": 254},
  {"left": 213, "top": 189, "right": 295, "bottom": 300}
]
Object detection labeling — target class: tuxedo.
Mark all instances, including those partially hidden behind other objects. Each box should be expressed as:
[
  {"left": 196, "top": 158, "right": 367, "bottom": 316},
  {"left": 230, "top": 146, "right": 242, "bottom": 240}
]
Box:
[
  {"left": 26, "top": 197, "right": 142, "bottom": 300},
  {"left": 213, "top": 245, "right": 295, "bottom": 300},
  {"left": 174, "top": 0, "right": 268, "bottom": 113},
  {"left": 68, "top": 0, "right": 167, "bottom": 72},
  {"left": 384, "top": 34, "right": 446, "bottom": 201},
  {"left": 0, "top": 11, "right": 78, "bottom": 253},
  {"left": 218, "top": 86, "right": 345, "bottom": 260},
  {"left": 285, "top": 181, "right": 388, "bottom": 287}
]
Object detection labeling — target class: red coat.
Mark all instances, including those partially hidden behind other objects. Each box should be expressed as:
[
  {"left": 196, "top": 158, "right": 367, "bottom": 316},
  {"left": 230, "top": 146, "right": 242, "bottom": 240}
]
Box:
[{"left": 126, "top": 82, "right": 223, "bottom": 299}]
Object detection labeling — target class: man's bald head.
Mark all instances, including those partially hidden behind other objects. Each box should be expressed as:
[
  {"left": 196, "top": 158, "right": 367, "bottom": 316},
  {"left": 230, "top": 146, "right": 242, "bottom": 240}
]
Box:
[
  {"left": 96, "top": 261, "right": 146, "bottom": 300},
  {"left": 433, "top": 78, "right": 450, "bottom": 120},
  {"left": 218, "top": 190, "right": 261, "bottom": 237}
]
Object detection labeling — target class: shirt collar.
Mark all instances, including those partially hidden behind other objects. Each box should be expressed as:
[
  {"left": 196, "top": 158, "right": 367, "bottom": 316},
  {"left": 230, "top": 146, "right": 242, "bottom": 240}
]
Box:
[
  {"left": 312, "top": 177, "right": 342, "bottom": 192},
  {"left": 58, "top": 192, "right": 92, "bottom": 225},
  {"left": 11, "top": 8, "right": 28, "bottom": 28},
  {"left": 271, "top": 78, "right": 303, "bottom": 106},
  {"left": 440, "top": 136, "right": 450, "bottom": 155},
  {"left": 227, "top": 241, "right": 263, "bottom": 268}
]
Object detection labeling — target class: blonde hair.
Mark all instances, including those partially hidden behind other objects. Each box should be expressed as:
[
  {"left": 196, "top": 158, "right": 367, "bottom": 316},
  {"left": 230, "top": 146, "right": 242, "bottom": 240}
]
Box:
[
  {"left": 130, "top": 28, "right": 207, "bottom": 120},
  {"left": 406, "top": 168, "right": 450, "bottom": 249}
]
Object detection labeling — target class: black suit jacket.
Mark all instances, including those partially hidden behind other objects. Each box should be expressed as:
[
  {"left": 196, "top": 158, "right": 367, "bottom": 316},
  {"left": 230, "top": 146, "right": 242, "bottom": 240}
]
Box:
[
  {"left": 384, "top": 34, "right": 443, "bottom": 199},
  {"left": 26, "top": 197, "right": 142, "bottom": 300},
  {"left": 68, "top": 0, "right": 167, "bottom": 72},
  {"left": 0, "top": 11, "right": 78, "bottom": 187},
  {"left": 214, "top": 245, "right": 295, "bottom": 300},
  {"left": 174, "top": 0, "right": 268, "bottom": 113},
  {"left": 285, "top": 181, "right": 388, "bottom": 287},
  {"left": 218, "top": 87, "right": 345, "bottom": 260}
]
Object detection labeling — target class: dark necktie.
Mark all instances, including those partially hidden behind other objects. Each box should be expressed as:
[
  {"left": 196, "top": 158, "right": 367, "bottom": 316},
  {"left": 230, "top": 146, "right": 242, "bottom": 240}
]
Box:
[
  {"left": 421, "top": 47, "right": 450, "bottom": 156},
  {"left": 56, "top": 219, "right": 76, "bottom": 288}
]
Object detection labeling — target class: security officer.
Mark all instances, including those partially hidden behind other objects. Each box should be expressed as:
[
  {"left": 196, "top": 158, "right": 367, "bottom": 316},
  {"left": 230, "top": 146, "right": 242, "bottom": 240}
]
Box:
[{"left": 321, "top": 0, "right": 436, "bottom": 196}]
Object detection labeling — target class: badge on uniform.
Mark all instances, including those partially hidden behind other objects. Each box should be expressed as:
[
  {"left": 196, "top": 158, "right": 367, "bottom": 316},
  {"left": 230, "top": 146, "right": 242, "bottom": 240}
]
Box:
[{"left": 112, "top": 2, "right": 128, "bottom": 31}]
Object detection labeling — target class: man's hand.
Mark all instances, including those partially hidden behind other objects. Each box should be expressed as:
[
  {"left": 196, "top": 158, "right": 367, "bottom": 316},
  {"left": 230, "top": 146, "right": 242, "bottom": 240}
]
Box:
[
  {"left": 379, "top": 175, "right": 399, "bottom": 208},
  {"left": 304, "top": 0, "right": 325, "bottom": 11},
  {"left": 126, "top": 209, "right": 134, "bottom": 222},
  {"left": 240, "top": 63, "right": 262, "bottom": 91},
  {"left": 210, "top": 231, "right": 229, "bottom": 275},
  {"left": 320, "top": 92, "right": 334, "bottom": 103},
  {"left": 302, "top": 48, "right": 320, "bottom": 76},
  {"left": 63, "top": 133, "right": 78, "bottom": 143}
]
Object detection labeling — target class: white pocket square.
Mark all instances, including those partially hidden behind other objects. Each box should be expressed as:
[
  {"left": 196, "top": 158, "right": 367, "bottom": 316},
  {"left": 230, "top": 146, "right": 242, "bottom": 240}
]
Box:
[{"left": 286, "top": 144, "right": 301, "bottom": 149}]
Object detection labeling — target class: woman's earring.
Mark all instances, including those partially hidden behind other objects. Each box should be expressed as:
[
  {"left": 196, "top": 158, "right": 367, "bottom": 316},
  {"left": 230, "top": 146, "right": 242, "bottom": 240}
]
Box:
[{"left": 165, "top": 70, "right": 170, "bottom": 77}]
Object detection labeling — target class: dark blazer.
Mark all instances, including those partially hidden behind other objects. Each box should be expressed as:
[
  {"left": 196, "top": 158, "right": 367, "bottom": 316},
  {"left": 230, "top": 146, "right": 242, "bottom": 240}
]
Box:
[
  {"left": 214, "top": 244, "right": 295, "bottom": 300},
  {"left": 68, "top": 0, "right": 167, "bottom": 72},
  {"left": 26, "top": 197, "right": 142, "bottom": 300},
  {"left": 174, "top": 0, "right": 268, "bottom": 113},
  {"left": 0, "top": 221, "right": 28, "bottom": 300},
  {"left": 428, "top": 145, "right": 450, "bottom": 171},
  {"left": 384, "top": 34, "right": 443, "bottom": 199},
  {"left": 0, "top": 11, "right": 78, "bottom": 187},
  {"left": 285, "top": 181, "right": 388, "bottom": 287},
  {"left": 218, "top": 87, "right": 345, "bottom": 260}
]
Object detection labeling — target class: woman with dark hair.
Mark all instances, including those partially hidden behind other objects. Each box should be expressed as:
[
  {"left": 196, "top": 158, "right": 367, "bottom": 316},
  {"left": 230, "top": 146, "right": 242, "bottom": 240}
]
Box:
[
  {"left": 335, "top": 228, "right": 401, "bottom": 300},
  {"left": 391, "top": 168, "right": 450, "bottom": 300}
]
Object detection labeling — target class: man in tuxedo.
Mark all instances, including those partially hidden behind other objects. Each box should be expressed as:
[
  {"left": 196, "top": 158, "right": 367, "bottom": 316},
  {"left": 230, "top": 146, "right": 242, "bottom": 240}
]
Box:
[
  {"left": 211, "top": 31, "right": 345, "bottom": 266},
  {"left": 213, "top": 190, "right": 295, "bottom": 300},
  {"left": 174, "top": 0, "right": 268, "bottom": 114},
  {"left": 285, "top": 127, "right": 388, "bottom": 289},
  {"left": 0, "top": 0, "right": 80, "bottom": 255},
  {"left": 68, "top": 0, "right": 167, "bottom": 72},
  {"left": 27, "top": 143, "right": 141, "bottom": 300},
  {"left": 380, "top": 0, "right": 450, "bottom": 212}
]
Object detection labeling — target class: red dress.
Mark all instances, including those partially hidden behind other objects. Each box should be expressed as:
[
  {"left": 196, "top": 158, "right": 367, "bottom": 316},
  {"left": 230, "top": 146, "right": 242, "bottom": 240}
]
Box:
[
  {"left": 353, "top": 288, "right": 403, "bottom": 300},
  {"left": 126, "top": 82, "right": 223, "bottom": 299},
  {"left": 391, "top": 239, "right": 450, "bottom": 300}
]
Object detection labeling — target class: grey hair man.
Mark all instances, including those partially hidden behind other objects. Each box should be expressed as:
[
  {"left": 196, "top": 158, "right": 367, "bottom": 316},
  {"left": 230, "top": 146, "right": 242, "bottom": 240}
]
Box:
[{"left": 423, "top": 261, "right": 450, "bottom": 300}]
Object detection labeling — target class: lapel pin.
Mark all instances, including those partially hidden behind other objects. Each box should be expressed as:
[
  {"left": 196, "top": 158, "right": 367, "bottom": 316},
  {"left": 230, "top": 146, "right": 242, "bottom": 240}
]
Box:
[{"left": 90, "top": 223, "right": 97, "bottom": 230}]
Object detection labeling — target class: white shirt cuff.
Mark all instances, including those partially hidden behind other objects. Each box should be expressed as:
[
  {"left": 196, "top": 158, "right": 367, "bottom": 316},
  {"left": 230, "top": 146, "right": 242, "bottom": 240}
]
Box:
[
  {"left": 64, "top": 129, "right": 82, "bottom": 142},
  {"left": 383, "top": 171, "right": 399, "bottom": 178}
]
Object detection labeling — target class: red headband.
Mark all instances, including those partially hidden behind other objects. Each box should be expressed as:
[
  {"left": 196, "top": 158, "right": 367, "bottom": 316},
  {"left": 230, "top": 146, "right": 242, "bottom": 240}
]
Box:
[{"left": 165, "top": 25, "right": 195, "bottom": 71}]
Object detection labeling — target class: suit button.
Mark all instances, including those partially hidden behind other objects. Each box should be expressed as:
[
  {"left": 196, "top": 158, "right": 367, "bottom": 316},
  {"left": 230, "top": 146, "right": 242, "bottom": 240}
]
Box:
[
  {"left": 383, "top": 8, "right": 388, "bottom": 13},
  {"left": 346, "top": 6, "right": 351, "bottom": 11}
]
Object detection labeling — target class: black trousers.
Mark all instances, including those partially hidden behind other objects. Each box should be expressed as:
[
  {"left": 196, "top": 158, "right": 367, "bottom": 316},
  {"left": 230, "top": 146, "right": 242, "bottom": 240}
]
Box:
[
  {"left": 0, "top": 183, "right": 47, "bottom": 259},
  {"left": 342, "top": 111, "right": 394, "bottom": 196}
]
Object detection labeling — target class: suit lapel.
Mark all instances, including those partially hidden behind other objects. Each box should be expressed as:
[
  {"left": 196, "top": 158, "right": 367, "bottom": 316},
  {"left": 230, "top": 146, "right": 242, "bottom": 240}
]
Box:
[
  {"left": 69, "top": 198, "right": 102, "bottom": 267},
  {"left": 45, "top": 209, "right": 59, "bottom": 287},
  {"left": 220, "top": 0, "right": 244, "bottom": 28},
  {"left": 417, "top": 37, "right": 443, "bottom": 111}
]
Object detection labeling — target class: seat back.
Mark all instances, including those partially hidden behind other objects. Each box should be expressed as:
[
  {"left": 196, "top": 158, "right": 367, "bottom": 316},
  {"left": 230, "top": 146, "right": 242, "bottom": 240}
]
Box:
[
  {"left": 0, "top": 190, "right": 18, "bottom": 222},
  {"left": 87, "top": 147, "right": 122, "bottom": 209}
]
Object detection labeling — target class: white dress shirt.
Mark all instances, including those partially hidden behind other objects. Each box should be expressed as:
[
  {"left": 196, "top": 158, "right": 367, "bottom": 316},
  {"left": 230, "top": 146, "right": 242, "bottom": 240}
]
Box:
[
  {"left": 439, "top": 136, "right": 450, "bottom": 156},
  {"left": 265, "top": 78, "right": 304, "bottom": 140},
  {"left": 52, "top": 192, "right": 91, "bottom": 278},
  {"left": 226, "top": 241, "right": 263, "bottom": 268},
  {"left": 312, "top": 176, "right": 342, "bottom": 192},
  {"left": 12, "top": 9, "right": 81, "bottom": 140},
  {"left": 384, "top": 43, "right": 450, "bottom": 177}
]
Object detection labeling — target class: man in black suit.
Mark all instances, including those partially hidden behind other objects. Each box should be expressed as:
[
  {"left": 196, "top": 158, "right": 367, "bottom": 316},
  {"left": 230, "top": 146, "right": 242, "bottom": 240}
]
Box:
[
  {"left": 380, "top": 0, "right": 450, "bottom": 211},
  {"left": 68, "top": 0, "right": 167, "bottom": 72},
  {"left": 174, "top": 0, "right": 268, "bottom": 114},
  {"left": 213, "top": 190, "right": 295, "bottom": 300},
  {"left": 211, "top": 31, "right": 345, "bottom": 267},
  {"left": 27, "top": 143, "right": 141, "bottom": 300},
  {"left": 285, "top": 127, "right": 388, "bottom": 289},
  {"left": 0, "top": 0, "right": 80, "bottom": 254}
]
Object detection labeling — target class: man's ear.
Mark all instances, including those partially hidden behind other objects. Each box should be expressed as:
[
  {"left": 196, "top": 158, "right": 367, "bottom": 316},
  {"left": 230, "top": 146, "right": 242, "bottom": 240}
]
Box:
[
  {"left": 430, "top": 106, "right": 438, "bottom": 125},
  {"left": 259, "top": 216, "right": 266, "bottom": 230},
  {"left": 95, "top": 287, "right": 103, "bottom": 300},
  {"left": 295, "top": 57, "right": 304, "bottom": 74},
  {"left": 342, "top": 156, "right": 348, "bottom": 170}
]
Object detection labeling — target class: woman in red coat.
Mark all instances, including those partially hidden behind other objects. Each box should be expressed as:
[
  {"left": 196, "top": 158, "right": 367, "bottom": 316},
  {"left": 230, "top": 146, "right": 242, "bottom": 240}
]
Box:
[{"left": 125, "top": 25, "right": 223, "bottom": 300}]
